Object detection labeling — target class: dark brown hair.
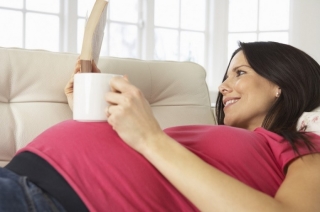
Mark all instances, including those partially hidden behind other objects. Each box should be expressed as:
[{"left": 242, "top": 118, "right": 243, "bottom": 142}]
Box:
[{"left": 216, "top": 41, "right": 320, "bottom": 153}]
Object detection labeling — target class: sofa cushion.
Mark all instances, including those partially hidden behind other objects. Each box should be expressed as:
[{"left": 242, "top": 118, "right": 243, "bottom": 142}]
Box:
[
  {"left": 0, "top": 47, "right": 215, "bottom": 166},
  {"left": 297, "top": 107, "right": 320, "bottom": 135}
]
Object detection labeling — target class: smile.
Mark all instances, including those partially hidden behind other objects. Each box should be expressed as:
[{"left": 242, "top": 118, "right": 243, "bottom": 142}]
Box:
[{"left": 224, "top": 99, "right": 239, "bottom": 107}]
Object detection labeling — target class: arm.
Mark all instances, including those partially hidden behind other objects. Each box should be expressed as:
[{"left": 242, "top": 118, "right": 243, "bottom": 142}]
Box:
[
  {"left": 142, "top": 133, "right": 320, "bottom": 212},
  {"left": 106, "top": 77, "right": 320, "bottom": 212}
]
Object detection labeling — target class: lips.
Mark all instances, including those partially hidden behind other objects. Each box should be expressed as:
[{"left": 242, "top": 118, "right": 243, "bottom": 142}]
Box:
[{"left": 223, "top": 98, "right": 240, "bottom": 107}]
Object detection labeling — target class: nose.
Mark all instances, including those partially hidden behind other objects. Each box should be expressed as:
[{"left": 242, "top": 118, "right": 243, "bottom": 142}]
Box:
[{"left": 218, "top": 80, "right": 232, "bottom": 95}]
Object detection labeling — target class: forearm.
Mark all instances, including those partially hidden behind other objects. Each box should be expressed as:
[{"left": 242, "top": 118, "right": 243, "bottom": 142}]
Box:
[{"left": 141, "top": 133, "right": 287, "bottom": 212}]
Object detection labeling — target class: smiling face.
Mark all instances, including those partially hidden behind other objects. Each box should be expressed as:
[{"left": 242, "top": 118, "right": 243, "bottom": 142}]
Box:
[{"left": 218, "top": 51, "right": 280, "bottom": 130}]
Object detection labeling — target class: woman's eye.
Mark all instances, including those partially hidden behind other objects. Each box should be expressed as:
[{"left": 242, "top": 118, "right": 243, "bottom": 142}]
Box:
[{"left": 236, "top": 70, "right": 245, "bottom": 77}]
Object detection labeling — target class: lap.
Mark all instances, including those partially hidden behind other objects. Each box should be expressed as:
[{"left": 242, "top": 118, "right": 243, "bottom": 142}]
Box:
[{"left": 0, "top": 167, "right": 66, "bottom": 212}]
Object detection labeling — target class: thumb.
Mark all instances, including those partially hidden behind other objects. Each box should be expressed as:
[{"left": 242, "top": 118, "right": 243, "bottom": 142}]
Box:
[{"left": 123, "top": 75, "right": 130, "bottom": 82}]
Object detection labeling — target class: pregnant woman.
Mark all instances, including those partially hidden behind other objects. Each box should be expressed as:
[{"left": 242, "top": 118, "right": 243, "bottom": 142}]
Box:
[{"left": 2, "top": 41, "right": 320, "bottom": 212}]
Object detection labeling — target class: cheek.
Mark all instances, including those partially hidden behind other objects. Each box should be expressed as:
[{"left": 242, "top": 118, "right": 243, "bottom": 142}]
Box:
[
  {"left": 234, "top": 79, "right": 250, "bottom": 93},
  {"left": 234, "top": 78, "right": 263, "bottom": 94}
]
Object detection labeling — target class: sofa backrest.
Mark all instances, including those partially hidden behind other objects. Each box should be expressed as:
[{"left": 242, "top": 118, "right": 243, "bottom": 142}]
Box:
[{"left": 0, "top": 47, "right": 215, "bottom": 166}]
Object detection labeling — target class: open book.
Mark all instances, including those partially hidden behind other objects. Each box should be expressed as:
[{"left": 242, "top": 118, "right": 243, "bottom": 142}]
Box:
[{"left": 80, "top": 0, "right": 108, "bottom": 72}]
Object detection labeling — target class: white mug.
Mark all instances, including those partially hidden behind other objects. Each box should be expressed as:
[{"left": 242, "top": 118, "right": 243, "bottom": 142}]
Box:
[{"left": 73, "top": 73, "right": 120, "bottom": 122}]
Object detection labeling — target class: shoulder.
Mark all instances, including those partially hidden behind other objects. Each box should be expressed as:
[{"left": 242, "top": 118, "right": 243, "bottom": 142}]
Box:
[{"left": 255, "top": 127, "right": 320, "bottom": 172}]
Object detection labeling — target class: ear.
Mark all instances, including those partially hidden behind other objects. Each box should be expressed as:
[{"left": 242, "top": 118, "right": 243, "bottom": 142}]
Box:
[{"left": 275, "top": 88, "right": 281, "bottom": 98}]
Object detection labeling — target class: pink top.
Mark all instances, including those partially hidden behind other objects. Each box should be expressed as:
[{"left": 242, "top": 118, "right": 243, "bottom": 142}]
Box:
[{"left": 17, "top": 120, "right": 320, "bottom": 211}]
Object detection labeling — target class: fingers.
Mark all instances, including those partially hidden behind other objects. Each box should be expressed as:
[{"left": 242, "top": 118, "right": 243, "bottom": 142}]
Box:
[
  {"left": 64, "top": 76, "right": 75, "bottom": 95},
  {"left": 66, "top": 58, "right": 100, "bottom": 96},
  {"left": 109, "top": 76, "right": 135, "bottom": 94},
  {"left": 106, "top": 104, "right": 112, "bottom": 118},
  {"left": 105, "top": 91, "right": 124, "bottom": 106},
  {"left": 92, "top": 60, "right": 101, "bottom": 73},
  {"left": 123, "top": 75, "right": 129, "bottom": 82},
  {"left": 105, "top": 79, "right": 146, "bottom": 123},
  {"left": 105, "top": 76, "right": 143, "bottom": 113},
  {"left": 74, "top": 59, "right": 81, "bottom": 74},
  {"left": 65, "top": 59, "right": 81, "bottom": 93}
]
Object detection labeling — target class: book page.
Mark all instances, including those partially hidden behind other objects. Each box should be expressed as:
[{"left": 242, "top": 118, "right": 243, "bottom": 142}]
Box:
[
  {"left": 80, "top": 0, "right": 108, "bottom": 72},
  {"left": 91, "top": 2, "right": 107, "bottom": 64}
]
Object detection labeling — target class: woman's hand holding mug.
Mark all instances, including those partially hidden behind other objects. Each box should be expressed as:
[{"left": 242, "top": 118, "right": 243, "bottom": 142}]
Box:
[
  {"left": 64, "top": 59, "right": 101, "bottom": 110},
  {"left": 106, "top": 76, "right": 165, "bottom": 154}
]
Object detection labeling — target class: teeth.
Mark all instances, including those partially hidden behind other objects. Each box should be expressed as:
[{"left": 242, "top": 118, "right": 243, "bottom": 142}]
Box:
[{"left": 225, "top": 99, "right": 238, "bottom": 106}]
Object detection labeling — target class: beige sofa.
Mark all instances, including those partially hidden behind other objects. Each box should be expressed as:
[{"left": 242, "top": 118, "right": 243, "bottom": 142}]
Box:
[{"left": 0, "top": 47, "right": 216, "bottom": 167}]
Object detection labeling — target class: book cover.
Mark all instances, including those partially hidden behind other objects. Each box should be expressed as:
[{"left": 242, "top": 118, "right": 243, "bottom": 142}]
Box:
[{"left": 80, "top": 0, "right": 108, "bottom": 72}]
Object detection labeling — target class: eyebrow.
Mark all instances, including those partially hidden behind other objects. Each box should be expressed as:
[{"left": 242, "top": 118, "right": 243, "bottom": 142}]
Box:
[
  {"left": 232, "top": 65, "right": 251, "bottom": 72},
  {"left": 226, "top": 65, "right": 252, "bottom": 78}
]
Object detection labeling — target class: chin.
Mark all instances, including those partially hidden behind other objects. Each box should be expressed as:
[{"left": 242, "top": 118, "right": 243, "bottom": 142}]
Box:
[
  {"left": 223, "top": 118, "right": 241, "bottom": 128},
  {"left": 223, "top": 118, "right": 233, "bottom": 126}
]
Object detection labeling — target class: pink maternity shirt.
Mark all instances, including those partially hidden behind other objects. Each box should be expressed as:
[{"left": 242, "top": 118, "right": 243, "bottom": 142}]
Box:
[{"left": 17, "top": 120, "right": 320, "bottom": 211}]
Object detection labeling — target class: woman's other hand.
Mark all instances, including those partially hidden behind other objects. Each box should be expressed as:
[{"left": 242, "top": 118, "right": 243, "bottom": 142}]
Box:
[
  {"left": 106, "top": 76, "right": 165, "bottom": 154},
  {"left": 64, "top": 59, "right": 101, "bottom": 110}
]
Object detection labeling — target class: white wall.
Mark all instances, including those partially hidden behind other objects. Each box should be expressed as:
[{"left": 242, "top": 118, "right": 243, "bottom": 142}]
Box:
[{"left": 290, "top": 0, "right": 320, "bottom": 63}]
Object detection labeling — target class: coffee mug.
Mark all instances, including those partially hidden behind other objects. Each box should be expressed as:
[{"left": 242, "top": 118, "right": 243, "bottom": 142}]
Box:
[{"left": 73, "top": 73, "right": 120, "bottom": 122}]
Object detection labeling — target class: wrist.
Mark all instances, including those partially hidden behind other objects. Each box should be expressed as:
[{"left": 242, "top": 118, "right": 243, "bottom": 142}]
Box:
[{"left": 140, "top": 131, "right": 172, "bottom": 159}]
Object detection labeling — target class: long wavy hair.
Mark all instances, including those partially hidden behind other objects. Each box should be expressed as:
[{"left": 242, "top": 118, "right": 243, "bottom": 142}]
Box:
[{"left": 216, "top": 41, "right": 320, "bottom": 153}]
